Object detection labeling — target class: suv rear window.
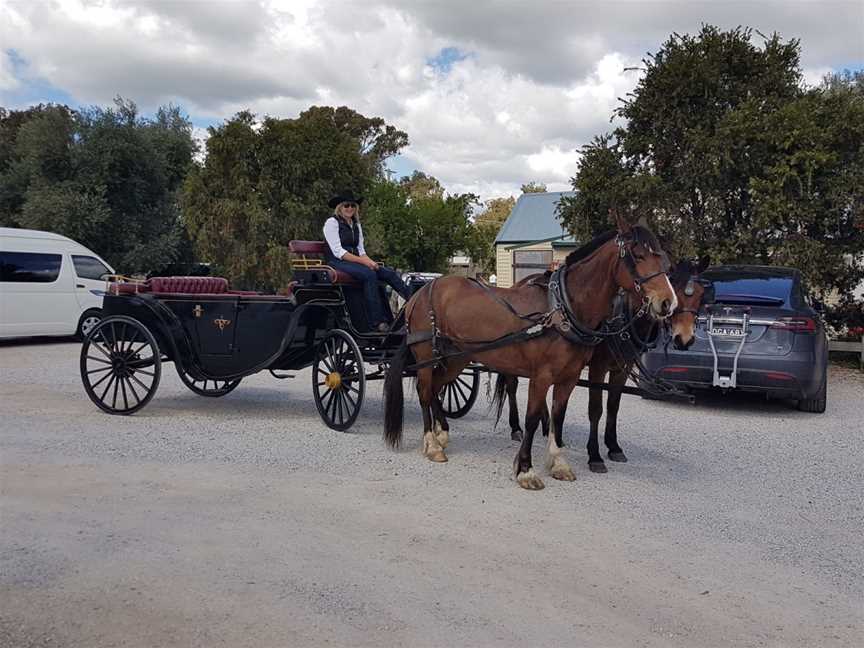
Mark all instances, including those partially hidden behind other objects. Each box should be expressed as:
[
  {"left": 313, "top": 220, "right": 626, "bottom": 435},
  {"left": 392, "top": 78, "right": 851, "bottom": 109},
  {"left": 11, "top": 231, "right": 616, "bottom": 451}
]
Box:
[
  {"left": 703, "top": 273, "right": 792, "bottom": 306},
  {"left": 0, "top": 251, "right": 62, "bottom": 283},
  {"left": 72, "top": 255, "right": 110, "bottom": 281}
]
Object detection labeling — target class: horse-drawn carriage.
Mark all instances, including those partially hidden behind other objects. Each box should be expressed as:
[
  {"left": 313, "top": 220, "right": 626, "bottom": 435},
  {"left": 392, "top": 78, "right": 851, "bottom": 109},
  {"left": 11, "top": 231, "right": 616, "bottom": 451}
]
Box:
[{"left": 79, "top": 241, "right": 481, "bottom": 429}]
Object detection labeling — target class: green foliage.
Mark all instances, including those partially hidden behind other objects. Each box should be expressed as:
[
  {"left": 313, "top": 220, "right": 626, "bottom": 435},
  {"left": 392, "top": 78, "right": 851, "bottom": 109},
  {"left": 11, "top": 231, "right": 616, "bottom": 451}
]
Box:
[
  {"left": 520, "top": 181, "right": 547, "bottom": 194},
  {"left": 559, "top": 26, "right": 864, "bottom": 297},
  {"left": 399, "top": 171, "right": 444, "bottom": 200},
  {"left": 362, "top": 179, "right": 478, "bottom": 273},
  {"left": 0, "top": 99, "right": 197, "bottom": 273},
  {"left": 182, "top": 106, "right": 408, "bottom": 289},
  {"left": 468, "top": 196, "right": 515, "bottom": 273}
]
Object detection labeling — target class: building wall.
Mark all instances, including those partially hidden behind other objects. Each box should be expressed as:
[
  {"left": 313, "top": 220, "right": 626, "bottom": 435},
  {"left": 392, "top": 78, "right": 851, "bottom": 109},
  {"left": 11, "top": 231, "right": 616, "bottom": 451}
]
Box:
[{"left": 495, "top": 243, "right": 578, "bottom": 288}]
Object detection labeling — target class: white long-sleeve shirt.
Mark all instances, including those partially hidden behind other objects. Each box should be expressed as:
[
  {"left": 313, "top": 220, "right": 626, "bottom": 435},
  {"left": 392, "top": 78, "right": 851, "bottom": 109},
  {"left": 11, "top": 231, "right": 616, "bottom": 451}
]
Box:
[{"left": 323, "top": 216, "right": 366, "bottom": 259}]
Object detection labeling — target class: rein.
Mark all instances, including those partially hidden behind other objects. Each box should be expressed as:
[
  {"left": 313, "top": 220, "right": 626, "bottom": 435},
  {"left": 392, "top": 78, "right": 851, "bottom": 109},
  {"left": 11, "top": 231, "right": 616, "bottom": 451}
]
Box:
[{"left": 404, "top": 232, "right": 666, "bottom": 371}]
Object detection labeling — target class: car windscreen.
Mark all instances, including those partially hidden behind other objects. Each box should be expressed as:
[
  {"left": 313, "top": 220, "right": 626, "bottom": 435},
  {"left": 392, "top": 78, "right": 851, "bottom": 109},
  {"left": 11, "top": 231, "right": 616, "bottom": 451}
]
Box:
[{"left": 703, "top": 274, "right": 792, "bottom": 306}]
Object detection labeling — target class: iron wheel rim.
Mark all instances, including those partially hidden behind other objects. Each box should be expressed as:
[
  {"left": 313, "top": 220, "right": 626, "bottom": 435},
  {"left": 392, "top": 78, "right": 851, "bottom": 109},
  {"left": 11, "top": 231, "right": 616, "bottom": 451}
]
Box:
[
  {"left": 439, "top": 368, "right": 480, "bottom": 418},
  {"left": 80, "top": 316, "right": 161, "bottom": 415},
  {"left": 312, "top": 329, "right": 365, "bottom": 431}
]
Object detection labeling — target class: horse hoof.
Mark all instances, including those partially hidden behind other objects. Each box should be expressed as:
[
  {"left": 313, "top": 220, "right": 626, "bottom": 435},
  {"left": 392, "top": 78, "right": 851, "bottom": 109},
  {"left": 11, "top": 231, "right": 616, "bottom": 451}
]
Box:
[
  {"left": 511, "top": 430, "right": 523, "bottom": 442},
  {"left": 426, "top": 450, "right": 448, "bottom": 463},
  {"left": 551, "top": 466, "right": 576, "bottom": 481},
  {"left": 435, "top": 431, "right": 449, "bottom": 449},
  {"left": 516, "top": 469, "right": 545, "bottom": 490},
  {"left": 608, "top": 451, "right": 628, "bottom": 463},
  {"left": 589, "top": 462, "right": 608, "bottom": 473}
]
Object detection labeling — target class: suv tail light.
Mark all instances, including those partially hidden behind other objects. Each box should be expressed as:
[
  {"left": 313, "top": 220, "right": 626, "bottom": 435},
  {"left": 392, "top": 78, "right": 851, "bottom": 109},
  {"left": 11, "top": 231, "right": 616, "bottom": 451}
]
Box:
[{"left": 771, "top": 317, "right": 816, "bottom": 333}]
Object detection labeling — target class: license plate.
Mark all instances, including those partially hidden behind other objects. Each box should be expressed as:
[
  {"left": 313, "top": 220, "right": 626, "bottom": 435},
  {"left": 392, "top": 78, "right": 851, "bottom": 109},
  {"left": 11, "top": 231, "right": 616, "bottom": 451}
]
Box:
[{"left": 711, "top": 327, "right": 746, "bottom": 337}]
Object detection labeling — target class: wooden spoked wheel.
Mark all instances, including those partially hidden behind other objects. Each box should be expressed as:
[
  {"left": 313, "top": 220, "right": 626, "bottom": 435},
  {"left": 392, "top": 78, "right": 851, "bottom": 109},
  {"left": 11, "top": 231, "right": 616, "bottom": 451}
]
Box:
[
  {"left": 80, "top": 315, "right": 161, "bottom": 415},
  {"left": 439, "top": 368, "right": 480, "bottom": 419},
  {"left": 176, "top": 368, "right": 241, "bottom": 397},
  {"left": 313, "top": 329, "right": 366, "bottom": 431}
]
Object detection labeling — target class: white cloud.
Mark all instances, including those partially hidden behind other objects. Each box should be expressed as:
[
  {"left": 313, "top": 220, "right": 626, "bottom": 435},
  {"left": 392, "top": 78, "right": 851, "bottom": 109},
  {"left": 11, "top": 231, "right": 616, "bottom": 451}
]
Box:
[{"left": 1, "top": 0, "right": 861, "bottom": 200}]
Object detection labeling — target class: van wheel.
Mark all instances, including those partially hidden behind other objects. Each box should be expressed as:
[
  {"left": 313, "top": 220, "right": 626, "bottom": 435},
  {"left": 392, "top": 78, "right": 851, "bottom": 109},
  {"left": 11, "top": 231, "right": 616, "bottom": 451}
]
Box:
[{"left": 76, "top": 309, "right": 103, "bottom": 340}]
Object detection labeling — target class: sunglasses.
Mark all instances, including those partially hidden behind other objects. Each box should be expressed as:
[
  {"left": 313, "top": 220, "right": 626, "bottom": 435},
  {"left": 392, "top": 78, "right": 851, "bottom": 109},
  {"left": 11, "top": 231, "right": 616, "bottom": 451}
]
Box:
[{"left": 342, "top": 203, "right": 357, "bottom": 209}]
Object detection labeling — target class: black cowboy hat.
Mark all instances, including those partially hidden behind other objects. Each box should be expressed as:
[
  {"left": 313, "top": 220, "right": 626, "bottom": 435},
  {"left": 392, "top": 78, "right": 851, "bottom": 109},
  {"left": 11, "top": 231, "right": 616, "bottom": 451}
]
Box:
[{"left": 328, "top": 190, "right": 364, "bottom": 209}]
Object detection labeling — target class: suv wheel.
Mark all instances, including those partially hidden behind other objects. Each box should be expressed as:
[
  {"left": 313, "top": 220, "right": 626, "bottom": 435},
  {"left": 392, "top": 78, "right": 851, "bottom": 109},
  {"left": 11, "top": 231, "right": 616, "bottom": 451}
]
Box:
[
  {"left": 797, "top": 373, "right": 827, "bottom": 413},
  {"left": 76, "top": 309, "right": 103, "bottom": 340}
]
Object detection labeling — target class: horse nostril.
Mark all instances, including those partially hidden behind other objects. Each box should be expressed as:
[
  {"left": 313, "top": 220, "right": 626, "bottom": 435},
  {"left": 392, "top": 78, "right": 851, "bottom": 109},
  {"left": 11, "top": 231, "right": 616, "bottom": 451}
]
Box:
[{"left": 662, "top": 299, "right": 671, "bottom": 315}]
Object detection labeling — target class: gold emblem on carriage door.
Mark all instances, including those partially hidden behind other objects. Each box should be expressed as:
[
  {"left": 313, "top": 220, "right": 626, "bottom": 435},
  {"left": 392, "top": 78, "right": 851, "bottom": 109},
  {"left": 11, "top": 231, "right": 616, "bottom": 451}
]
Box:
[
  {"left": 193, "top": 305, "right": 203, "bottom": 318},
  {"left": 214, "top": 317, "right": 232, "bottom": 332}
]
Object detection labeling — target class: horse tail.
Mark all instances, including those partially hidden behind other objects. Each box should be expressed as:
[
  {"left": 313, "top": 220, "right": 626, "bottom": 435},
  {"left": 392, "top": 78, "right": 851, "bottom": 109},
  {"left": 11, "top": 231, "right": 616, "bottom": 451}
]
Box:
[
  {"left": 384, "top": 340, "right": 411, "bottom": 449},
  {"left": 490, "top": 372, "right": 509, "bottom": 429}
]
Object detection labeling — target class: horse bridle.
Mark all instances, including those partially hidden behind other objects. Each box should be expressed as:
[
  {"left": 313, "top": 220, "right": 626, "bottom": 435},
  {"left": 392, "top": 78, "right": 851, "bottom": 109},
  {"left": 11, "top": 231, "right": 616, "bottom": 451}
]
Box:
[{"left": 616, "top": 232, "right": 671, "bottom": 294}]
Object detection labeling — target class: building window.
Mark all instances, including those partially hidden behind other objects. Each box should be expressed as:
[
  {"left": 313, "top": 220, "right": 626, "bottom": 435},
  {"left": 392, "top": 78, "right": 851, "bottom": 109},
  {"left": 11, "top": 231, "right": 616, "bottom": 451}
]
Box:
[
  {"left": 512, "top": 249, "right": 552, "bottom": 283},
  {"left": 0, "top": 252, "right": 62, "bottom": 283}
]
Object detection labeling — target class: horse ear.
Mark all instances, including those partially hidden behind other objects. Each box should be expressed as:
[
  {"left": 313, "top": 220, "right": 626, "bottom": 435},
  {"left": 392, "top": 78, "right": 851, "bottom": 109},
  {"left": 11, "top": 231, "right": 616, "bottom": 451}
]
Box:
[
  {"left": 697, "top": 254, "right": 711, "bottom": 273},
  {"left": 613, "top": 209, "right": 631, "bottom": 233}
]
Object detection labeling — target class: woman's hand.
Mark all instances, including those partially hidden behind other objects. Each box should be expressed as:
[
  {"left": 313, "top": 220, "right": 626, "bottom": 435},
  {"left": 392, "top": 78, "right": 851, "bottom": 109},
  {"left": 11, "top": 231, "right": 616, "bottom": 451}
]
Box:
[{"left": 360, "top": 256, "right": 379, "bottom": 270}]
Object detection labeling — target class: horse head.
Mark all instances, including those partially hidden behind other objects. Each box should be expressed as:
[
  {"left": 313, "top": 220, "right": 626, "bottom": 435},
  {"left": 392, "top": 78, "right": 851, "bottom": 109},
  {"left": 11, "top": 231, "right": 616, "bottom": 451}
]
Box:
[
  {"left": 611, "top": 213, "right": 677, "bottom": 320},
  {"left": 667, "top": 255, "right": 711, "bottom": 350}
]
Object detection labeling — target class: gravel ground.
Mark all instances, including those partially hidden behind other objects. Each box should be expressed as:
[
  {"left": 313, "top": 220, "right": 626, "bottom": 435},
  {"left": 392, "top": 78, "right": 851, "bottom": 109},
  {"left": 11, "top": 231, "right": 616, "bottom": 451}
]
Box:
[{"left": 1, "top": 339, "right": 862, "bottom": 648}]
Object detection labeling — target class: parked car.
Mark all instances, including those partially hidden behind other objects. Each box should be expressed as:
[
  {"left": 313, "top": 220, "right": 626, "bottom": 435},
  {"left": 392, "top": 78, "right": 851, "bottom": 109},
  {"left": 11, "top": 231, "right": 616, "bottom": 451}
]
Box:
[
  {"left": 0, "top": 227, "right": 114, "bottom": 340},
  {"left": 641, "top": 265, "right": 828, "bottom": 413}
]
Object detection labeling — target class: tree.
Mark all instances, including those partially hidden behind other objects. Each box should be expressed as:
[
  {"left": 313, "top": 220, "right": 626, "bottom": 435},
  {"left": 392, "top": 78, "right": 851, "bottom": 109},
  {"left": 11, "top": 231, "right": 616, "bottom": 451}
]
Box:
[
  {"left": 362, "top": 179, "right": 478, "bottom": 273},
  {"left": 399, "top": 170, "right": 444, "bottom": 200},
  {"left": 559, "top": 26, "right": 864, "bottom": 297},
  {"left": 182, "top": 106, "right": 408, "bottom": 289},
  {"left": 0, "top": 99, "right": 197, "bottom": 273},
  {"left": 468, "top": 196, "right": 516, "bottom": 274},
  {"left": 520, "top": 181, "right": 547, "bottom": 194}
]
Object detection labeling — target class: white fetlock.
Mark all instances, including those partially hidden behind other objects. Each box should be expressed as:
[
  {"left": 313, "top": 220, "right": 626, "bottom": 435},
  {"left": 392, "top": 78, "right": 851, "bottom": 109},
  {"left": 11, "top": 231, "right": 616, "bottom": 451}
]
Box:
[
  {"left": 433, "top": 422, "right": 449, "bottom": 449},
  {"left": 516, "top": 467, "right": 545, "bottom": 490},
  {"left": 423, "top": 430, "right": 448, "bottom": 463},
  {"left": 547, "top": 456, "right": 576, "bottom": 481}
]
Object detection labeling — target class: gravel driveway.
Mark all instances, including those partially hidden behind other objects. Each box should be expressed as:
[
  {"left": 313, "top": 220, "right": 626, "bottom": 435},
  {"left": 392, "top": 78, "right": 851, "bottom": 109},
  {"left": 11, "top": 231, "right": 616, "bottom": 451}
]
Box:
[{"left": 1, "top": 340, "right": 862, "bottom": 648}]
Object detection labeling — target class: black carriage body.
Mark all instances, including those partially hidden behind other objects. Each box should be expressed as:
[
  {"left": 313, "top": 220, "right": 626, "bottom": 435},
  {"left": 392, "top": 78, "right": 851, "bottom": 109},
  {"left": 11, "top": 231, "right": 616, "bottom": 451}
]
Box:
[{"left": 101, "top": 292, "right": 331, "bottom": 379}]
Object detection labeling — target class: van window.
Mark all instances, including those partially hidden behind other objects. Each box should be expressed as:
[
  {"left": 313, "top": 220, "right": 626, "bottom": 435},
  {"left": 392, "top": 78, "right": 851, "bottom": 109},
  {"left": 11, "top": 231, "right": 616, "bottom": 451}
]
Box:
[
  {"left": 0, "top": 251, "right": 62, "bottom": 283},
  {"left": 72, "top": 255, "right": 110, "bottom": 281}
]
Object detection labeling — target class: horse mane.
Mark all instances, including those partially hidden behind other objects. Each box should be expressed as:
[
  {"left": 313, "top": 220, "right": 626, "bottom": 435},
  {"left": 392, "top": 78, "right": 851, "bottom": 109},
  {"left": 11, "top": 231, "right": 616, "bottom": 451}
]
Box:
[{"left": 564, "top": 230, "right": 617, "bottom": 266}]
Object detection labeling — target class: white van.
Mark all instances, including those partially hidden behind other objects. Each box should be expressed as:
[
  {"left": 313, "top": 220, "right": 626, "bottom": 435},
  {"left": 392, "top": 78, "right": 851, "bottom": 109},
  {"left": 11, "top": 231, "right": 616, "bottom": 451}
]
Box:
[{"left": 0, "top": 227, "right": 114, "bottom": 339}]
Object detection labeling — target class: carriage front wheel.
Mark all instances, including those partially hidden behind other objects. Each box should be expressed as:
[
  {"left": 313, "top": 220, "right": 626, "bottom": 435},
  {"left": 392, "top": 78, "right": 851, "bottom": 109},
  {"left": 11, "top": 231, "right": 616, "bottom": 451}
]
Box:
[
  {"left": 313, "top": 329, "right": 365, "bottom": 431},
  {"left": 439, "top": 367, "right": 481, "bottom": 418},
  {"left": 80, "top": 315, "right": 162, "bottom": 415}
]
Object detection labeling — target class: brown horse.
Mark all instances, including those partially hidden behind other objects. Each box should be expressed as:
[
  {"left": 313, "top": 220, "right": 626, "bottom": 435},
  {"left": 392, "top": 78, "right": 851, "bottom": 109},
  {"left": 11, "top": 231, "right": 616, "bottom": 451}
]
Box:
[
  {"left": 492, "top": 257, "right": 711, "bottom": 474},
  {"left": 383, "top": 217, "right": 678, "bottom": 490}
]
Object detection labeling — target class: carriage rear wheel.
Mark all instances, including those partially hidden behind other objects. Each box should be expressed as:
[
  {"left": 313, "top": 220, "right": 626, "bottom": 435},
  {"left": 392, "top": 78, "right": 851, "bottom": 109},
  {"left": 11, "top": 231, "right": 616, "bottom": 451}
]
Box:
[
  {"left": 439, "top": 367, "right": 481, "bottom": 418},
  {"left": 313, "top": 329, "right": 365, "bottom": 431},
  {"left": 176, "top": 367, "right": 241, "bottom": 397},
  {"left": 80, "top": 315, "right": 161, "bottom": 415}
]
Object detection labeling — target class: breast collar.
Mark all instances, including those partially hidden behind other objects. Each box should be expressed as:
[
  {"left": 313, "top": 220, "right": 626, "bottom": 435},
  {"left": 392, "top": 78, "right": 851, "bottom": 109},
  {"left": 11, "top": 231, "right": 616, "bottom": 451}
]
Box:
[{"left": 547, "top": 264, "right": 607, "bottom": 346}]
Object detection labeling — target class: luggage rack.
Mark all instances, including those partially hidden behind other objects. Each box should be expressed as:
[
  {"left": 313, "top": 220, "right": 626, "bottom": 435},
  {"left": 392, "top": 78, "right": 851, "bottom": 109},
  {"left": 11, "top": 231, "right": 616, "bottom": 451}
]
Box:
[{"left": 701, "top": 306, "right": 752, "bottom": 388}]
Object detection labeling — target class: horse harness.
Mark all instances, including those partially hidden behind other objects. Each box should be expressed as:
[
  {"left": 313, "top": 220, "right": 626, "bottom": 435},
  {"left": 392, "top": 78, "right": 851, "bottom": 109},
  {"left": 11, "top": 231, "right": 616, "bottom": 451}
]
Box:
[{"left": 405, "top": 232, "right": 665, "bottom": 372}]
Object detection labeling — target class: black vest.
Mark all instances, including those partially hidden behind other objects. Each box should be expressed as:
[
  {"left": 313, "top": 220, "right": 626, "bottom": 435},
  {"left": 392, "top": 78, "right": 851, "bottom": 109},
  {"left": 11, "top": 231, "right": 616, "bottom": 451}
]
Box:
[{"left": 326, "top": 217, "right": 361, "bottom": 262}]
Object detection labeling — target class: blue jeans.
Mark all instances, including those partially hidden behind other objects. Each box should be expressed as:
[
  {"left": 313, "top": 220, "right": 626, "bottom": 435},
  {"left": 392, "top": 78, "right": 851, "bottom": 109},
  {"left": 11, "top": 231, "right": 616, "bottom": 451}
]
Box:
[{"left": 328, "top": 259, "right": 411, "bottom": 326}]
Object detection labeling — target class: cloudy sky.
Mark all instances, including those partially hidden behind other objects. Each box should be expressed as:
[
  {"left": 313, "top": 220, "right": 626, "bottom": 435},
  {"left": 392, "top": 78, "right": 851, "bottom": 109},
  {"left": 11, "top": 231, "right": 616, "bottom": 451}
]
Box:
[{"left": 1, "top": 0, "right": 862, "bottom": 200}]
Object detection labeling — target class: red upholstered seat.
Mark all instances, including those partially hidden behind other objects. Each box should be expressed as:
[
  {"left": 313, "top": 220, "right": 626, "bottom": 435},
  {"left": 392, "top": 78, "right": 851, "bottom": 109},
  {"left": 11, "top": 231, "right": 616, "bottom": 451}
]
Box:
[
  {"left": 289, "top": 240, "right": 329, "bottom": 255},
  {"left": 150, "top": 276, "right": 229, "bottom": 294},
  {"left": 288, "top": 240, "right": 359, "bottom": 285}
]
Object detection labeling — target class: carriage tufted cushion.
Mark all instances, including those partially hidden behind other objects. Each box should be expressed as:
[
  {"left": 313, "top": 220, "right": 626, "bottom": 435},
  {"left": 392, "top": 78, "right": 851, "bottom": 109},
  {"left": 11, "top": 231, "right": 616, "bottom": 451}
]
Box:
[{"left": 149, "top": 276, "right": 230, "bottom": 294}]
